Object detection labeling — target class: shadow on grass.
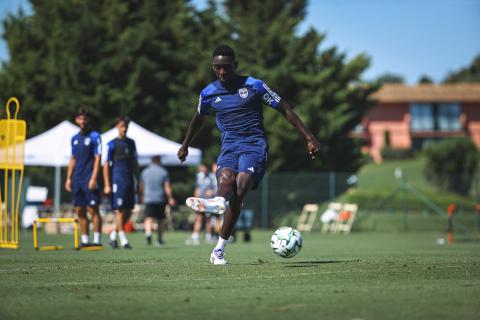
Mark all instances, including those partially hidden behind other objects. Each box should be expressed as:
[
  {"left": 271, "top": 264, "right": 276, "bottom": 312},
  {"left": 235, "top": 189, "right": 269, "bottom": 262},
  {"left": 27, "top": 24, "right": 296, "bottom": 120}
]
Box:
[{"left": 284, "top": 259, "right": 360, "bottom": 268}]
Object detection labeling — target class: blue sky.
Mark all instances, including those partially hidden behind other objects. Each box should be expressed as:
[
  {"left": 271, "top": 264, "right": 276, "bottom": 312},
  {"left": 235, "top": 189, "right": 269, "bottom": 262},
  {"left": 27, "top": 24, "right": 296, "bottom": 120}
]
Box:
[{"left": 1, "top": 0, "right": 479, "bottom": 84}]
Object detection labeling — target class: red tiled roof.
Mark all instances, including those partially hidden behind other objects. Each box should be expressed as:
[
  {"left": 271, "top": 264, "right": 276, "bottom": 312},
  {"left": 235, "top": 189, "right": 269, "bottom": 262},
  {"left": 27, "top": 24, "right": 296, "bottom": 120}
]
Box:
[{"left": 373, "top": 83, "right": 480, "bottom": 103}]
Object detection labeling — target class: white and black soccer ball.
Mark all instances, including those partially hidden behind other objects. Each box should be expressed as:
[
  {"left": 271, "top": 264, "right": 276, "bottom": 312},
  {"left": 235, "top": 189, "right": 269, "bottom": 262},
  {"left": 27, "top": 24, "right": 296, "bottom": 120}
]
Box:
[{"left": 270, "top": 226, "right": 302, "bottom": 258}]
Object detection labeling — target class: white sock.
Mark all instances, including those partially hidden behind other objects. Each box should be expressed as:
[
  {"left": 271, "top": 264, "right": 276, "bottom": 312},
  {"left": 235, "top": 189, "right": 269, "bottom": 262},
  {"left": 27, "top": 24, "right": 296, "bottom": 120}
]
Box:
[
  {"left": 205, "top": 233, "right": 212, "bottom": 241},
  {"left": 145, "top": 230, "right": 152, "bottom": 237},
  {"left": 214, "top": 237, "right": 228, "bottom": 251},
  {"left": 81, "top": 234, "right": 89, "bottom": 244},
  {"left": 93, "top": 232, "right": 101, "bottom": 244},
  {"left": 191, "top": 232, "right": 199, "bottom": 240},
  {"left": 109, "top": 231, "right": 118, "bottom": 241},
  {"left": 119, "top": 231, "right": 128, "bottom": 246}
]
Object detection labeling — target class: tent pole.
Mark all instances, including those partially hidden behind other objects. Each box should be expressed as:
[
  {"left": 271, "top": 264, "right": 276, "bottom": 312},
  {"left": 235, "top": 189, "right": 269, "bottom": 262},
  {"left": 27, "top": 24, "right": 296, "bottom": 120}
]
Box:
[{"left": 54, "top": 166, "right": 61, "bottom": 215}]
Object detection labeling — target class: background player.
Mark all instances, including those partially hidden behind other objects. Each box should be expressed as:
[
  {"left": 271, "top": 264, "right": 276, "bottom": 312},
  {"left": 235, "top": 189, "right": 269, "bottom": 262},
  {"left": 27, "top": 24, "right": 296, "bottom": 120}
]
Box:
[
  {"left": 139, "top": 155, "right": 175, "bottom": 247},
  {"left": 103, "top": 116, "right": 140, "bottom": 249},
  {"left": 65, "top": 108, "right": 103, "bottom": 247},
  {"left": 177, "top": 45, "right": 320, "bottom": 265}
]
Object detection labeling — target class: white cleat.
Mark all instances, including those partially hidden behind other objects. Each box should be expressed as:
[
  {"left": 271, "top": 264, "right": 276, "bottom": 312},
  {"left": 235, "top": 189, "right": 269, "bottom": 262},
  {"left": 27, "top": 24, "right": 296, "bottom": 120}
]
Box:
[
  {"left": 210, "top": 249, "right": 228, "bottom": 265},
  {"left": 185, "top": 237, "right": 200, "bottom": 246},
  {"left": 186, "top": 197, "right": 226, "bottom": 215}
]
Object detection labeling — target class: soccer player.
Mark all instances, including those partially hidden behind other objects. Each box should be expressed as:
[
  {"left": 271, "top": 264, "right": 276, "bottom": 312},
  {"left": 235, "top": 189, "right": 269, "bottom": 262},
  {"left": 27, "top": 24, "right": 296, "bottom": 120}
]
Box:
[
  {"left": 65, "top": 108, "right": 103, "bottom": 247},
  {"left": 177, "top": 45, "right": 320, "bottom": 265},
  {"left": 139, "top": 155, "right": 175, "bottom": 247},
  {"left": 103, "top": 116, "right": 140, "bottom": 249}
]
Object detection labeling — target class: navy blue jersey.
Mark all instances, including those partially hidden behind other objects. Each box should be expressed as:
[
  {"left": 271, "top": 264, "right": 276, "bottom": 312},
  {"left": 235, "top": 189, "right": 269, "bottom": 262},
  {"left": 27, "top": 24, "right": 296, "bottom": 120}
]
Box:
[
  {"left": 71, "top": 130, "right": 102, "bottom": 182},
  {"left": 197, "top": 76, "right": 282, "bottom": 135},
  {"left": 106, "top": 137, "right": 138, "bottom": 182}
]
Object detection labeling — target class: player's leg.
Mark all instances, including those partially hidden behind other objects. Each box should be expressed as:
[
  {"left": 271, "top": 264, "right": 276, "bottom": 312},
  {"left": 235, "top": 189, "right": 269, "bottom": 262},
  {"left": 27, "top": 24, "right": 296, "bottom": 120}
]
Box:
[
  {"left": 75, "top": 206, "right": 90, "bottom": 246},
  {"left": 185, "top": 212, "right": 203, "bottom": 245},
  {"left": 154, "top": 203, "right": 166, "bottom": 246},
  {"left": 115, "top": 209, "right": 131, "bottom": 249},
  {"left": 87, "top": 206, "right": 102, "bottom": 246}
]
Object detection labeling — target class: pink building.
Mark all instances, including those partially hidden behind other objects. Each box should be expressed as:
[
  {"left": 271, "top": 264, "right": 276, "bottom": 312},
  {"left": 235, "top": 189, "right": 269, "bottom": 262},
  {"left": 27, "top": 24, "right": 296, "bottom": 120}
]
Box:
[{"left": 356, "top": 83, "right": 480, "bottom": 162}]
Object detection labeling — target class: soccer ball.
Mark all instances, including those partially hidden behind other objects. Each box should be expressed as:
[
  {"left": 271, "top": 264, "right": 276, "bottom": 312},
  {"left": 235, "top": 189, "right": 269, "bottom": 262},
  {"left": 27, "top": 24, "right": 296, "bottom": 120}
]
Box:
[{"left": 270, "top": 227, "right": 302, "bottom": 258}]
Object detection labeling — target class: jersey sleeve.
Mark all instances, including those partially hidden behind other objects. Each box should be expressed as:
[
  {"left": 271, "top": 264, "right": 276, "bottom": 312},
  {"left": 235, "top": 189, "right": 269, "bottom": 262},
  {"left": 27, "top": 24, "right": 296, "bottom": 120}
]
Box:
[
  {"left": 255, "top": 80, "right": 282, "bottom": 109},
  {"left": 106, "top": 141, "right": 114, "bottom": 163},
  {"left": 70, "top": 136, "right": 76, "bottom": 158},
  {"left": 197, "top": 92, "right": 211, "bottom": 115},
  {"left": 92, "top": 132, "right": 102, "bottom": 156}
]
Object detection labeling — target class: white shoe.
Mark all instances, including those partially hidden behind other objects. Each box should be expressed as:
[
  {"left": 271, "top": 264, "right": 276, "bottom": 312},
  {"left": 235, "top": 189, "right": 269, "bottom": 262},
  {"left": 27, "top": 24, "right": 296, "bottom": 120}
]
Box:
[
  {"left": 186, "top": 197, "right": 226, "bottom": 215},
  {"left": 210, "top": 249, "right": 228, "bottom": 265},
  {"left": 185, "top": 237, "right": 200, "bottom": 246}
]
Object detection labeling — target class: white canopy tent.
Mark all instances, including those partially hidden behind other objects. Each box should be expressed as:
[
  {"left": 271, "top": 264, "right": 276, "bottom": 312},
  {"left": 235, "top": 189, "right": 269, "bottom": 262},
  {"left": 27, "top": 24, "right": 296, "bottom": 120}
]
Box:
[
  {"left": 24, "top": 120, "right": 201, "bottom": 214},
  {"left": 101, "top": 121, "right": 201, "bottom": 166}
]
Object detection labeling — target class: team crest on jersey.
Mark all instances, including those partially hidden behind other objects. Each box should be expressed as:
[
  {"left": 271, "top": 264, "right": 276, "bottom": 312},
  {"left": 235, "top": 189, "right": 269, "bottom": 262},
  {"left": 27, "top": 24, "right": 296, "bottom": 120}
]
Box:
[
  {"left": 238, "top": 88, "right": 248, "bottom": 99},
  {"left": 73, "top": 140, "right": 78, "bottom": 145},
  {"left": 84, "top": 137, "right": 91, "bottom": 146}
]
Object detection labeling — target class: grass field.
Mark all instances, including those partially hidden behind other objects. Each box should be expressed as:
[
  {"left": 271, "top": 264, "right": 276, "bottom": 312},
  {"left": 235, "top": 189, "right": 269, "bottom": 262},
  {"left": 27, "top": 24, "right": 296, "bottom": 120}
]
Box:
[{"left": 1, "top": 230, "right": 479, "bottom": 320}]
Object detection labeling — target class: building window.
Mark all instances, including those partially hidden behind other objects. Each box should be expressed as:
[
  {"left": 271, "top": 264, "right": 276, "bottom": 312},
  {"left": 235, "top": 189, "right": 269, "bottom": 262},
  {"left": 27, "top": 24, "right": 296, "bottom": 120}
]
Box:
[
  {"left": 438, "top": 103, "right": 461, "bottom": 131},
  {"left": 410, "top": 103, "right": 461, "bottom": 132},
  {"left": 410, "top": 104, "right": 434, "bottom": 131}
]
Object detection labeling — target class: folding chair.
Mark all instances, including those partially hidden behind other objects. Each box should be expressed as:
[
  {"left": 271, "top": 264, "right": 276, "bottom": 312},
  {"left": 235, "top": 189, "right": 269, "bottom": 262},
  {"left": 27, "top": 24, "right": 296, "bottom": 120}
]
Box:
[
  {"left": 333, "top": 203, "right": 358, "bottom": 234},
  {"left": 321, "top": 202, "right": 343, "bottom": 233},
  {"left": 296, "top": 204, "right": 319, "bottom": 233}
]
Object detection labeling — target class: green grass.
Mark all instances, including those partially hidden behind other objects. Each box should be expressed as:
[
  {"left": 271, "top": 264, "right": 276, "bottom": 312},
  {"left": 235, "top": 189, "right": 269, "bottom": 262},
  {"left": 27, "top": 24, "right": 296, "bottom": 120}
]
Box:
[{"left": 1, "top": 230, "right": 479, "bottom": 320}]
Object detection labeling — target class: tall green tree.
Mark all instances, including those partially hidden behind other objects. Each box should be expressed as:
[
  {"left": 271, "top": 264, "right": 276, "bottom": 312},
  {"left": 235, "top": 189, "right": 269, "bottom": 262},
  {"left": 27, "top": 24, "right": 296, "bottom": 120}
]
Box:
[
  {"left": 444, "top": 54, "right": 480, "bottom": 83},
  {"left": 224, "top": 0, "right": 378, "bottom": 171}
]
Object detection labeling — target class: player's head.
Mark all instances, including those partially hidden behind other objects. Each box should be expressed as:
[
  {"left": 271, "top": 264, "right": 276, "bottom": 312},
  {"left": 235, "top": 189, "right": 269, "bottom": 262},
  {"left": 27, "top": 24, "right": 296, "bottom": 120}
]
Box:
[
  {"left": 115, "top": 115, "right": 130, "bottom": 138},
  {"left": 151, "top": 155, "right": 161, "bottom": 164},
  {"left": 212, "top": 44, "right": 237, "bottom": 84},
  {"left": 198, "top": 164, "right": 208, "bottom": 173},
  {"left": 75, "top": 107, "right": 91, "bottom": 131}
]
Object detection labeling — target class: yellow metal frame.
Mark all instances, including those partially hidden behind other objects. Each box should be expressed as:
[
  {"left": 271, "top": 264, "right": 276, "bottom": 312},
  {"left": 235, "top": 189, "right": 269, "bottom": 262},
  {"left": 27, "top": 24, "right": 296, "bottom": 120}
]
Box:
[
  {"left": 0, "top": 97, "right": 26, "bottom": 250},
  {"left": 33, "top": 218, "right": 79, "bottom": 251}
]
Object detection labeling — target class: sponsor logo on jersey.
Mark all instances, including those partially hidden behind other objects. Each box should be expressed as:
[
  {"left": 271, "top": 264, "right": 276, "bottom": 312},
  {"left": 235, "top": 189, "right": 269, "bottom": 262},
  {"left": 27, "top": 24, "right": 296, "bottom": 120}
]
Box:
[
  {"left": 262, "top": 83, "right": 281, "bottom": 105},
  {"left": 215, "top": 96, "right": 222, "bottom": 103},
  {"left": 84, "top": 137, "right": 91, "bottom": 146},
  {"left": 238, "top": 88, "right": 248, "bottom": 98}
]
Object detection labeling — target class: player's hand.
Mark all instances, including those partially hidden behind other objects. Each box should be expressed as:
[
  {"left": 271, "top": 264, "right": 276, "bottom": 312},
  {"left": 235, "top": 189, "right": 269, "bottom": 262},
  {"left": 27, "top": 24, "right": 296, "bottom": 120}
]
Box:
[
  {"left": 104, "top": 185, "right": 111, "bottom": 195},
  {"left": 177, "top": 145, "right": 189, "bottom": 163},
  {"left": 168, "top": 197, "right": 176, "bottom": 207},
  {"left": 65, "top": 178, "right": 72, "bottom": 192},
  {"left": 88, "top": 178, "right": 97, "bottom": 191},
  {"left": 306, "top": 136, "right": 320, "bottom": 160}
]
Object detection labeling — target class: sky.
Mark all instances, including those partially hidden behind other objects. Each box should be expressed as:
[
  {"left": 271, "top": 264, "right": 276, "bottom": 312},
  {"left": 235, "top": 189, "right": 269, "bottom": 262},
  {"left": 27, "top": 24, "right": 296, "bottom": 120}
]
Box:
[{"left": 0, "top": 0, "right": 479, "bottom": 84}]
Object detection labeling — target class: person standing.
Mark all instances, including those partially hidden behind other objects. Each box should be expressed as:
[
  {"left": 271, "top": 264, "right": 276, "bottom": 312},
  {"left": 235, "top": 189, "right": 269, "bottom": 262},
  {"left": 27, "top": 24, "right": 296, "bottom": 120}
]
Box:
[
  {"left": 139, "top": 155, "right": 175, "bottom": 246},
  {"left": 65, "top": 108, "right": 103, "bottom": 247},
  {"left": 103, "top": 116, "right": 139, "bottom": 249},
  {"left": 177, "top": 45, "right": 320, "bottom": 265}
]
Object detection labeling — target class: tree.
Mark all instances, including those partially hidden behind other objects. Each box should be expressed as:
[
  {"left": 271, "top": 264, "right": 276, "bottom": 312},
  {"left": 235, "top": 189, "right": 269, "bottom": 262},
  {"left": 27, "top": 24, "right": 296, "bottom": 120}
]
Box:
[
  {"left": 224, "top": 0, "right": 378, "bottom": 171},
  {"left": 418, "top": 75, "right": 433, "bottom": 84},
  {"left": 444, "top": 54, "right": 480, "bottom": 83},
  {"left": 375, "top": 72, "right": 405, "bottom": 84}
]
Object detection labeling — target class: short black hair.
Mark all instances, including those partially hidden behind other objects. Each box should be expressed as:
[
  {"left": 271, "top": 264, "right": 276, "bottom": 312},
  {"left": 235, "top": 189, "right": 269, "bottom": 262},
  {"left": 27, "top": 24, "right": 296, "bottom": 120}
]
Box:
[
  {"left": 115, "top": 115, "right": 131, "bottom": 126},
  {"left": 212, "top": 44, "right": 235, "bottom": 60},
  {"left": 76, "top": 107, "right": 91, "bottom": 118}
]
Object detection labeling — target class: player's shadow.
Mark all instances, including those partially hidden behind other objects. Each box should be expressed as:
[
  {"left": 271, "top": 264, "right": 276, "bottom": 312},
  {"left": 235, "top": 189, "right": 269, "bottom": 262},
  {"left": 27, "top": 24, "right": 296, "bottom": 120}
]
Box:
[{"left": 283, "top": 259, "right": 360, "bottom": 268}]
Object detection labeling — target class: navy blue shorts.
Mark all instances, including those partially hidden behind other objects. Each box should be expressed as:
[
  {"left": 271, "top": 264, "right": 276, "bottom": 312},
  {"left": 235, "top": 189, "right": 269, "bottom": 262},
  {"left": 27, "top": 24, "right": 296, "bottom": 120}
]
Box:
[
  {"left": 217, "top": 133, "right": 267, "bottom": 188},
  {"left": 72, "top": 180, "right": 101, "bottom": 207},
  {"left": 111, "top": 180, "right": 135, "bottom": 210}
]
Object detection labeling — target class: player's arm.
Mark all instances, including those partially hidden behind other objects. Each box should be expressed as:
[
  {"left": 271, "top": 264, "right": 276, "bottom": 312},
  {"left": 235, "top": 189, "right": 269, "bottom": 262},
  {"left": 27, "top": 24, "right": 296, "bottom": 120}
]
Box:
[
  {"left": 89, "top": 155, "right": 101, "bottom": 190},
  {"left": 65, "top": 155, "right": 75, "bottom": 192},
  {"left": 177, "top": 112, "right": 207, "bottom": 163},
  {"left": 163, "top": 180, "right": 176, "bottom": 207},
  {"left": 103, "top": 161, "right": 111, "bottom": 195},
  {"left": 278, "top": 100, "right": 320, "bottom": 159}
]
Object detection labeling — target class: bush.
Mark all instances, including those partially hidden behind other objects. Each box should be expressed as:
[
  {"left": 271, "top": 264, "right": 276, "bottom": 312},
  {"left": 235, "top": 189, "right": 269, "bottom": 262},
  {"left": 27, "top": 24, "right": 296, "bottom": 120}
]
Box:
[
  {"left": 424, "top": 138, "right": 478, "bottom": 195},
  {"left": 381, "top": 147, "right": 414, "bottom": 160}
]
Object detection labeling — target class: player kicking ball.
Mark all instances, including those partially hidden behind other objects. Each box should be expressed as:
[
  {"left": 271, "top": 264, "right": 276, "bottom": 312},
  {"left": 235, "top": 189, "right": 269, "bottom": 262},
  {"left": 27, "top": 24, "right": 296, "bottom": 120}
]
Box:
[{"left": 177, "top": 45, "right": 320, "bottom": 265}]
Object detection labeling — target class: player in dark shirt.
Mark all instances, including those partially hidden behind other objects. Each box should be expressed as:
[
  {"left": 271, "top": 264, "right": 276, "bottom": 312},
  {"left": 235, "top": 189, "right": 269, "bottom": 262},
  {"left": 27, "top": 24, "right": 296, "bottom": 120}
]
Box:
[
  {"left": 103, "top": 116, "right": 140, "bottom": 249},
  {"left": 65, "top": 108, "right": 102, "bottom": 247},
  {"left": 178, "top": 45, "right": 320, "bottom": 265}
]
